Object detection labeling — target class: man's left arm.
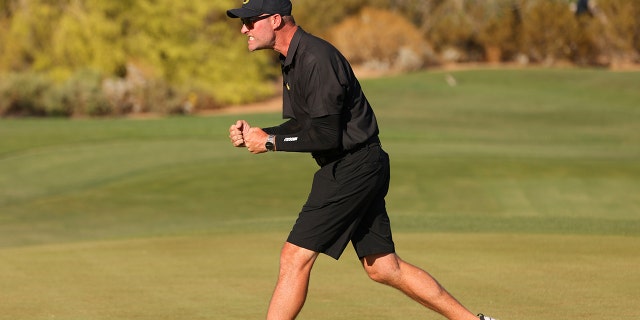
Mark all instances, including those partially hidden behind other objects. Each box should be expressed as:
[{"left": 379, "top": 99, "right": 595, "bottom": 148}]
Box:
[{"left": 243, "top": 114, "right": 342, "bottom": 154}]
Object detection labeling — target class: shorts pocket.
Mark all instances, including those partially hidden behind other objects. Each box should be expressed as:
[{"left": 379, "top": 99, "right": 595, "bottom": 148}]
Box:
[{"left": 303, "top": 162, "right": 339, "bottom": 209}]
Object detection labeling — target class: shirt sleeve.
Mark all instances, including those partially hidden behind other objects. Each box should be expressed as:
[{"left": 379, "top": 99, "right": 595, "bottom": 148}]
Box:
[
  {"left": 262, "top": 119, "right": 301, "bottom": 135},
  {"left": 272, "top": 114, "right": 342, "bottom": 152}
]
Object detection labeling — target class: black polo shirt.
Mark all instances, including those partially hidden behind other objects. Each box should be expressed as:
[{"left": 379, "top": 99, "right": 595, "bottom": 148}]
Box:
[{"left": 272, "top": 27, "right": 379, "bottom": 153}]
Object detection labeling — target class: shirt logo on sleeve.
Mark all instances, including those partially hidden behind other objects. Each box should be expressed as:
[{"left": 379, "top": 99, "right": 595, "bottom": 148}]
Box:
[{"left": 284, "top": 137, "right": 298, "bottom": 142}]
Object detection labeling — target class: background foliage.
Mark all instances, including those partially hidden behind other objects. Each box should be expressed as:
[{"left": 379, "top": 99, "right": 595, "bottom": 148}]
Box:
[
  {"left": 0, "top": 0, "right": 278, "bottom": 117},
  {"left": 1, "top": 0, "right": 638, "bottom": 117}
]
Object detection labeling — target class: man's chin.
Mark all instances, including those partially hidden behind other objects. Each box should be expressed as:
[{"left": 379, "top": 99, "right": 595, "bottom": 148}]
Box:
[
  {"left": 248, "top": 40, "right": 270, "bottom": 52},
  {"left": 248, "top": 46, "right": 265, "bottom": 52}
]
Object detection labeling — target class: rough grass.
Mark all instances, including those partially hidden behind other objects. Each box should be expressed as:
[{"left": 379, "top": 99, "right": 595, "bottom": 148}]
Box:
[{"left": 0, "top": 68, "right": 639, "bottom": 319}]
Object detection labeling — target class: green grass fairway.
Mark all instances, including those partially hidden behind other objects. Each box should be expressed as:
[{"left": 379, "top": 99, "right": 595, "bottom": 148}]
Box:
[{"left": 1, "top": 68, "right": 639, "bottom": 319}]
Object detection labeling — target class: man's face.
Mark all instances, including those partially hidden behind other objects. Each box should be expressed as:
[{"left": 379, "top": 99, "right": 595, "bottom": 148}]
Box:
[{"left": 241, "top": 14, "right": 276, "bottom": 52}]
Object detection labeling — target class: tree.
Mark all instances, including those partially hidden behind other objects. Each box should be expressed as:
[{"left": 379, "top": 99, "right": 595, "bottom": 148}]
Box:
[{"left": 0, "top": 0, "right": 279, "bottom": 111}]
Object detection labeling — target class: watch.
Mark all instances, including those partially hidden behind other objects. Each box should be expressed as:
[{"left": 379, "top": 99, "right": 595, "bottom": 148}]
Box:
[{"left": 265, "top": 135, "right": 276, "bottom": 151}]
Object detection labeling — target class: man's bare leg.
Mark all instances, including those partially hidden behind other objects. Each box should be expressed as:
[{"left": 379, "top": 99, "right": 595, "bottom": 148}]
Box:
[
  {"left": 266, "top": 242, "right": 319, "bottom": 320},
  {"left": 362, "top": 253, "right": 478, "bottom": 320}
]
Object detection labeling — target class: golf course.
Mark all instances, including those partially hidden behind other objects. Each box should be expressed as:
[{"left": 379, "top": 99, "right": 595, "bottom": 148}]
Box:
[{"left": 1, "top": 68, "right": 638, "bottom": 319}]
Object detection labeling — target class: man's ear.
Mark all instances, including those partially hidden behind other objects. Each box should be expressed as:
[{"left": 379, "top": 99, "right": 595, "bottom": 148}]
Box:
[{"left": 272, "top": 14, "right": 284, "bottom": 30}]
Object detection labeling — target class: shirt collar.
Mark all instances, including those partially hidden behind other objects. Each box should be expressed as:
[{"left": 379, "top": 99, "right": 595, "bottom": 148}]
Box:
[{"left": 281, "top": 27, "right": 305, "bottom": 68}]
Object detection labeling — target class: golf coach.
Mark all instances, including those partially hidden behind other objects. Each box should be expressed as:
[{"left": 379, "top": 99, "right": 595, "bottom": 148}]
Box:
[{"left": 226, "top": 1, "right": 498, "bottom": 319}]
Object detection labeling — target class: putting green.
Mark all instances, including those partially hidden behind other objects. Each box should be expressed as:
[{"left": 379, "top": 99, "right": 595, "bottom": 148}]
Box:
[{"left": 1, "top": 233, "right": 637, "bottom": 319}]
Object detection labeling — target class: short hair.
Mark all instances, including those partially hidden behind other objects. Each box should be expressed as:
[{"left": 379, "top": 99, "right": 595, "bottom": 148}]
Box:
[{"left": 282, "top": 15, "right": 296, "bottom": 25}]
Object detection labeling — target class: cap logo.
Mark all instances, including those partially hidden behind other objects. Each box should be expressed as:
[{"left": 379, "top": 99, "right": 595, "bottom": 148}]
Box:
[{"left": 243, "top": 0, "right": 250, "bottom": 4}]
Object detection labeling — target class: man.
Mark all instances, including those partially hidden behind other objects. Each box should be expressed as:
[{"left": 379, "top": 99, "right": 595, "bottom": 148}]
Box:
[{"left": 226, "top": 1, "right": 498, "bottom": 319}]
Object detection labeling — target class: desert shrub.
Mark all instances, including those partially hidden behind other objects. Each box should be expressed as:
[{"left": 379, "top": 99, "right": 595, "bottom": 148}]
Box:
[
  {"left": 385, "top": 0, "right": 438, "bottom": 34},
  {"left": 590, "top": 0, "right": 640, "bottom": 66},
  {"left": 41, "top": 86, "right": 73, "bottom": 117},
  {"left": 328, "top": 7, "right": 434, "bottom": 71},
  {"left": 569, "top": 16, "right": 602, "bottom": 66},
  {"left": 293, "top": 0, "right": 384, "bottom": 37},
  {"left": 0, "top": 68, "right": 192, "bottom": 118},
  {"left": 519, "top": 0, "right": 581, "bottom": 64},
  {"left": 100, "top": 63, "right": 172, "bottom": 115},
  {"left": 136, "top": 79, "right": 187, "bottom": 115},
  {"left": 471, "top": 0, "right": 521, "bottom": 62},
  {"left": 426, "top": 1, "right": 476, "bottom": 62},
  {"left": 45, "top": 69, "right": 112, "bottom": 117},
  {"left": 0, "top": 72, "right": 52, "bottom": 117},
  {"left": 100, "top": 62, "right": 201, "bottom": 115}
]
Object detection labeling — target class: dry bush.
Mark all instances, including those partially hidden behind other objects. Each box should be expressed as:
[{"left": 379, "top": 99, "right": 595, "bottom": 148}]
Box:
[
  {"left": 471, "top": 1, "right": 521, "bottom": 63},
  {"left": 519, "top": 0, "right": 581, "bottom": 64},
  {"left": 0, "top": 72, "right": 52, "bottom": 117},
  {"left": 590, "top": 0, "right": 640, "bottom": 67},
  {"left": 426, "top": 1, "right": 477, "bottom": 62},
  {"left": 101, "top": 63, "right": 190, "bottom": 116},
  {"left": 327, "top": 7, "right": 435, "bottom": 71},
  {"left": 293, "top": 0, "right": 372, "bottom": 37}
]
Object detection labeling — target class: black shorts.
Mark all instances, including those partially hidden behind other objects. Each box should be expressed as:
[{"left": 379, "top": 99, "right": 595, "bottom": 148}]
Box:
[{"left": 287, "top": 143, "right": 396, "bottom": 260}]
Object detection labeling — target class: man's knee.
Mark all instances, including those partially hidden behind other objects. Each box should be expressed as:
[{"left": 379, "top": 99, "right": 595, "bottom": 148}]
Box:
[
  {"left": 361, "top": 253, "right": 402, "bottom": 285},
  {"left": 279, "top": 242, "right": 319, "bottom": 273}
]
